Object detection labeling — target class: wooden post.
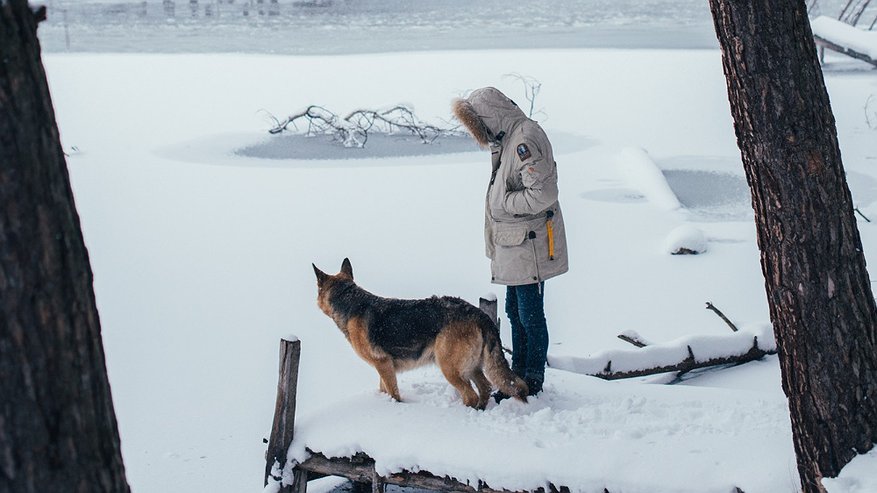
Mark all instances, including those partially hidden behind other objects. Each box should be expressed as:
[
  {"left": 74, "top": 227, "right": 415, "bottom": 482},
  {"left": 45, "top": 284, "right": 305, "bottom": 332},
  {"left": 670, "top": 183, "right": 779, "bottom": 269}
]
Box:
[
  {"left": 291, "top": 468, "right": 308, "bottom": 493},
  {"left": 264, "top": 338, "right": 302, "bottom": 490},
  {"left": 351, "top": 481, "right": 370, "bottom": 493},
  {"left": 371, "top": 469, "right": 385, "bottom": 493},
  {"left": 479, "top": 295, "right": 499, "bottom": 328}
]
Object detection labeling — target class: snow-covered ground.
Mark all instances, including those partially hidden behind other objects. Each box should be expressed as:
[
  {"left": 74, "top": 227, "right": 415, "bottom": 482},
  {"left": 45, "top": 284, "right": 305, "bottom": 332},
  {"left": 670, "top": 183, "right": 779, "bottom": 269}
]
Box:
[{"left": 41, "top": 18, "right": 877, "bottom": 493}]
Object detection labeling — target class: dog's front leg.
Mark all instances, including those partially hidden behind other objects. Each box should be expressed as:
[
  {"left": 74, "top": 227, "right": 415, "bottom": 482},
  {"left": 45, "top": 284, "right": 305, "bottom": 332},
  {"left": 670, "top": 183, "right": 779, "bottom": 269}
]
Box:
[{"left": 373, "top": 359, "right": 401, "bottom": 402}]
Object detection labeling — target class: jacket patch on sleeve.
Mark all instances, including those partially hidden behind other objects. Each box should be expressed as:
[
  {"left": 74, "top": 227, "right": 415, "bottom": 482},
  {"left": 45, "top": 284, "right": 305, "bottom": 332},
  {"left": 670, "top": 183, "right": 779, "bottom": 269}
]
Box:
[{"left": 516, "top": 143, "right": 532, "bottom": 161}]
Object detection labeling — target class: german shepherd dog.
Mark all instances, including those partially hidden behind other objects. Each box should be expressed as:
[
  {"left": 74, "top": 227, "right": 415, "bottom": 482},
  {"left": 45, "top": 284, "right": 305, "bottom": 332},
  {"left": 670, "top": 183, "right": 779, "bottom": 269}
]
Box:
[{"left": 313, "top": 258, "right": 528, "bottom": 409}]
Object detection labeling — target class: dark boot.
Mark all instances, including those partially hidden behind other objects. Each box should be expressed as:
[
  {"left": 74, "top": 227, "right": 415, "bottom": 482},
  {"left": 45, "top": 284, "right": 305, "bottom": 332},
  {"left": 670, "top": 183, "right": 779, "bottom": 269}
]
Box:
[
  {"left": 492, "top": 390, "right": 511, "bottom": 404},
  {"left": 525, "top": 375, "right": 543, "bottom": 396}
]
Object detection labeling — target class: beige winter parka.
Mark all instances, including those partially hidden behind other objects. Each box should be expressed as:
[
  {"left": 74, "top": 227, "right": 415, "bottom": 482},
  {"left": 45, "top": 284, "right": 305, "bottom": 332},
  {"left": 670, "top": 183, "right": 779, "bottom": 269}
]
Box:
[{"left": 453, "top": 87, "right": 569, "bottom": 286}]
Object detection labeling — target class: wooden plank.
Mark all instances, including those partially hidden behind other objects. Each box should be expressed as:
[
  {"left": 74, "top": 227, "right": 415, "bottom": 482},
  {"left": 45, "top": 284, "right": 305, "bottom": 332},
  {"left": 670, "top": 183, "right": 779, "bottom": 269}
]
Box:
[
  {"left": 297, "top": 452, "right": 374, "bottom": 483},
  {"left": 264, "top": 338, "right": 302, "bottom": 489},
  {"left": 385, "top": 469, "right": 479, "bottom": 492},
  {"left": 297, "top": 452, "right": 545, "bottom": 493},
  {"left": 814, "top": 35, "right": 877, "bottom": 66}
]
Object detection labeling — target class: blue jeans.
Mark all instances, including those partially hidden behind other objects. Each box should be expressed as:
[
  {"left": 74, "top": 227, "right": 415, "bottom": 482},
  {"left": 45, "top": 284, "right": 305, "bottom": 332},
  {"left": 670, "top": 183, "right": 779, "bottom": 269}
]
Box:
[{"left": 505, "top": 282, "right": 548, "bottom": 390}]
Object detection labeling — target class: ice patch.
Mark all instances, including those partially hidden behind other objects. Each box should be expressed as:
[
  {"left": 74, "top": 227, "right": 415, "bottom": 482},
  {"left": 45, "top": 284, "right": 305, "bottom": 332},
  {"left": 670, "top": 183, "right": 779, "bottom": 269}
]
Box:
[
  {"left": 662, "top": 169, "right": 751, "bottom": 221},
  {"left": 236, "top": 133, "right": 479, "bottom": 160},
  {"left": 156, "top": 132, "right": 481, "bottom": 168}
]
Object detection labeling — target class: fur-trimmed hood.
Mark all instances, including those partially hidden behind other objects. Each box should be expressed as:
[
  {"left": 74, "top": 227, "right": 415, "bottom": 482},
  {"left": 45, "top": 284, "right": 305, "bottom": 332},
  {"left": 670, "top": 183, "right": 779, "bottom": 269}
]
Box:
[{"left": 452, "top": 87, "right": 527, "bottom": 147}]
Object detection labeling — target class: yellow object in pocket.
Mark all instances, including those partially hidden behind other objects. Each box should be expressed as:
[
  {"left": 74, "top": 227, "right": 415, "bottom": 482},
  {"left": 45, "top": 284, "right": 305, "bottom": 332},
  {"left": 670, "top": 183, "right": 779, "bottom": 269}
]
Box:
[{"left": 546, "top": 210, "right": 555, "bottom": 261}]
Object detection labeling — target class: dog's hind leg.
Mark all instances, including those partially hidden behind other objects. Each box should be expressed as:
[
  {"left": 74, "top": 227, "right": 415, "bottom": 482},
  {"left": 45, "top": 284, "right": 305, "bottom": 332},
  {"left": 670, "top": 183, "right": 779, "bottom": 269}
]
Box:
[
  {"left": 439, "top": 364, "right": 480, "bottom": 408},
  {"left": 435, "top": 323, "right": 482, "bottom": 408},
  {"left": 373, "top": 358, "right": 401, "bottom": 402},
  {"left": 471, "top": 368, "right": 491, "bottom": 410}
]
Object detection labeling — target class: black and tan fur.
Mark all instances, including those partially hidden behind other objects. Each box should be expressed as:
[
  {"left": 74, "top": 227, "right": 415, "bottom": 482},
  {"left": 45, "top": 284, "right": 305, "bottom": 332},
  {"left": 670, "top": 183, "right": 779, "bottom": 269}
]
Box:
[{"left": 313, "top": 258, "right": 528, "bottom": 409}]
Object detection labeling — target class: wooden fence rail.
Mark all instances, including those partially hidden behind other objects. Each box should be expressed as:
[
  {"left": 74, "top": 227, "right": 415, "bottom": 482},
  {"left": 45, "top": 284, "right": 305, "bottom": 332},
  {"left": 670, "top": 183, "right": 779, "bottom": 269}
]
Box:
[
  {"left": 262, "top": 297, "right": 577, "bottom": 493},
  {"left": 264, "top": 297, "right": 758, "bottom": 493}
]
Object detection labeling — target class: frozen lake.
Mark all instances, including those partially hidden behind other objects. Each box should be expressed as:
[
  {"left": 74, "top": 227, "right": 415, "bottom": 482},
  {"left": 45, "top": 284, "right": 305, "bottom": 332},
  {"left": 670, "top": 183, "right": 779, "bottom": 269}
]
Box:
[{"left": 37, "top": 0, "right": 871, "bottom": 53}]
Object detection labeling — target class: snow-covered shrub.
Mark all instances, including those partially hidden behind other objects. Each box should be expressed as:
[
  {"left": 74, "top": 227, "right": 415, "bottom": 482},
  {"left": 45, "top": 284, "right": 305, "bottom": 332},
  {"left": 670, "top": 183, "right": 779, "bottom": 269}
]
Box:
[{"left": 664, "top": 224, "right": 708, "bottom": 255}]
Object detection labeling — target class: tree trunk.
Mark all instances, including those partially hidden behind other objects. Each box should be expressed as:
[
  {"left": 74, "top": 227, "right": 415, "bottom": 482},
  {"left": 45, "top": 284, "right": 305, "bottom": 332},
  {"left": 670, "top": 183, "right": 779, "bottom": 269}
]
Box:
[
  {"left": 0, "top": 2, "right": 130, "bottom": 492},
  {"left": 707, "top": 1, "right": 877, "bottom": 491}
]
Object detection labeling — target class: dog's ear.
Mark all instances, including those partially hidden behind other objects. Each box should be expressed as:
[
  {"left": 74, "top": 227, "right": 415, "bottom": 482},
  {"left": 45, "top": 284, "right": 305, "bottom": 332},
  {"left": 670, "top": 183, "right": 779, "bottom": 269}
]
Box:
[
  {"left": 340, "top": 258, "right": 353, "bottom": 280},
  {"left": 313, "top": 263, "right": 329, "bottom": 285}
]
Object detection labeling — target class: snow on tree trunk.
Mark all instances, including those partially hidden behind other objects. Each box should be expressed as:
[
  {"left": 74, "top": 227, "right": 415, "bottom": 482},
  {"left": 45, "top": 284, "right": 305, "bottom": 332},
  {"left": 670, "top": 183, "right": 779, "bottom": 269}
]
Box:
[
  {"left": 707, "top": 0, "right": 877, "bottom": 491},
  {"left": 0, "top": 1, "right": 130, "bottom": 491}
]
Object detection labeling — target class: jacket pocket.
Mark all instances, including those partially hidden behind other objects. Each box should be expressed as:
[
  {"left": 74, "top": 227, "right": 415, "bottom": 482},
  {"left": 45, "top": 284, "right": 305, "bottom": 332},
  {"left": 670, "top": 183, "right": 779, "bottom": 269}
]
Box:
[
  {"left": 493, "top": 224, "right": 529, "bottom": 247},
  {"left": 491, "top": 223, "right": 538, "bottom": 284}
]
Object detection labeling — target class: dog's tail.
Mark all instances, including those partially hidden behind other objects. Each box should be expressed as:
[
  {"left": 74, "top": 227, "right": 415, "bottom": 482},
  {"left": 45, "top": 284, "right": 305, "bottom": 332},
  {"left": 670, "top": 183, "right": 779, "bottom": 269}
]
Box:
[{"left": 480, "top": 318, "right": 529, "bottom": 402}]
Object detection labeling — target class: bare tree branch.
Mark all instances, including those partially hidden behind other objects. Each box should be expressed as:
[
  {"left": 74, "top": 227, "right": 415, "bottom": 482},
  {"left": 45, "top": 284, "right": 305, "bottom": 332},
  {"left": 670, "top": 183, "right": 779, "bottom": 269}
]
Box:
[
  {"left": 503, "top": 73, "right": 543, "bottom": 119},
  {"left": 705, "top": 301, "right": 739, "bottom": 332},
  {"left": 265, "top": 105, "right": 464, "bottom": 148},
  {"left": 866, "top": 95, "right": 877, "bottom": 129}
]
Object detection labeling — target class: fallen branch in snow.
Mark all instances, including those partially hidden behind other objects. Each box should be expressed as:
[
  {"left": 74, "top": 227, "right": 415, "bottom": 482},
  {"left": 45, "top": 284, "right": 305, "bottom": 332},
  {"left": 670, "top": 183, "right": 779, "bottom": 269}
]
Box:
[
  {"left": 811, "top": 16, "right": 877, "bottom": 67},
  {"left": 617, "top": 333, "right": 649, "bottom": 348},
  {"left": 549, "top": 325, "right": 777, "bottom": 381},
  {"left": 596, "top": 337, "right": 773, "bottom": 380},
  {"left": 264, "top": 105, "right": 464, "bottom": 148},
  {"left": 705, "top": 301, "right": 739, "bottom": 332},
  {"left": 866, "top": 95, "right": 877, "bottom": 130}
]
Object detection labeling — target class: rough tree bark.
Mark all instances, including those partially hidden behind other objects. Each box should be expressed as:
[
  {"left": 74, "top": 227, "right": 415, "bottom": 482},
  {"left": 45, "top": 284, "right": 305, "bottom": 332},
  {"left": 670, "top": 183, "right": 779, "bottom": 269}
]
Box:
[
  {"left": 0, "top": 1, "right": 130, "bottom": 492},
  {"left": 707, "top": 1, "right": 877, "bottom": 491}
]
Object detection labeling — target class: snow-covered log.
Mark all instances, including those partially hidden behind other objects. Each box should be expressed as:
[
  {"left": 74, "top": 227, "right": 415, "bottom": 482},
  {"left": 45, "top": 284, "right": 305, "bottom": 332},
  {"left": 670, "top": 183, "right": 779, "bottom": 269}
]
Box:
[
  {"left": 295, "top": 451, "right": 572, "bottom": 493},
  {"left": 549, "top": 325, "right": 776, "bottom": 380},
  {"left": 811, "top": 16, "right": 877, "bottom": 66}
]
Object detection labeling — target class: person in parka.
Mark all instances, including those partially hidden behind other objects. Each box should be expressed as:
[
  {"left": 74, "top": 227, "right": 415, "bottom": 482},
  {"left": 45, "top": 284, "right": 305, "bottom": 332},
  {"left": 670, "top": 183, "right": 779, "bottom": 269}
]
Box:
[{"left": 452, "top": 86, "right": 568, "bottom": 398}]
